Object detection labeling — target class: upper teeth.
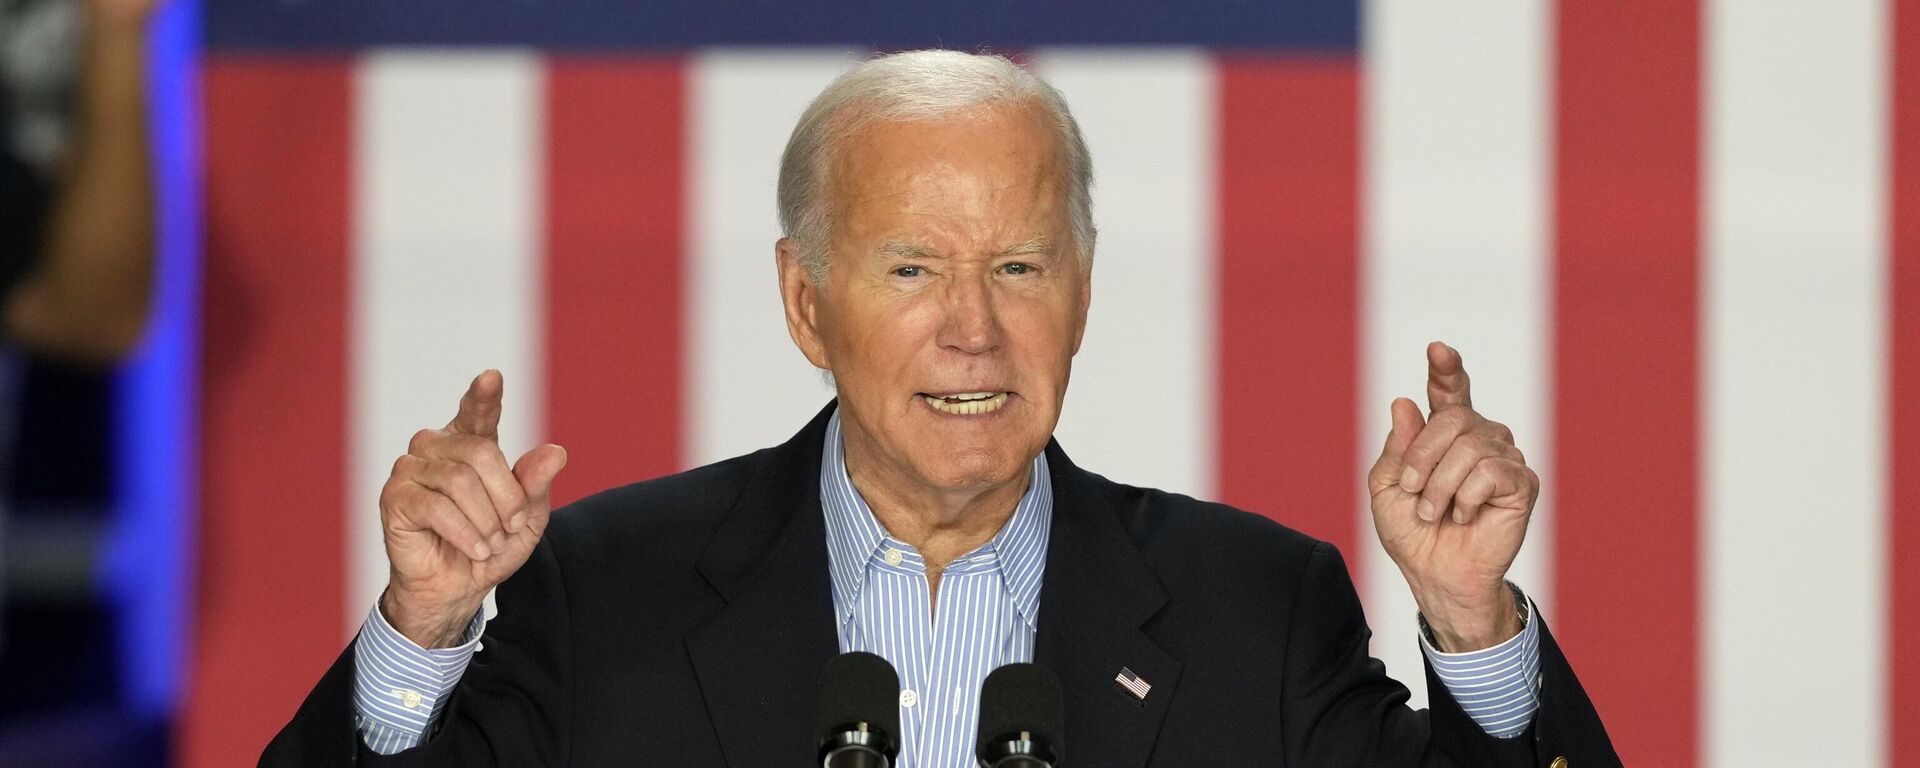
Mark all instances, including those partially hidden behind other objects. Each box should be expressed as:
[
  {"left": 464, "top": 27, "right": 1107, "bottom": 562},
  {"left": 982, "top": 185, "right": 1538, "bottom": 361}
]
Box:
[{"left": 924, "top": 392, "right": 1009, "bottom": 415}]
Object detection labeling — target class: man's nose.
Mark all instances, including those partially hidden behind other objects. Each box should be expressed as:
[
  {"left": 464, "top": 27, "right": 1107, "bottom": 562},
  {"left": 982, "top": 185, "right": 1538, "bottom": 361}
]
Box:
[{"left": 936, "top": 276, "right": 1001, "bottom": 354}]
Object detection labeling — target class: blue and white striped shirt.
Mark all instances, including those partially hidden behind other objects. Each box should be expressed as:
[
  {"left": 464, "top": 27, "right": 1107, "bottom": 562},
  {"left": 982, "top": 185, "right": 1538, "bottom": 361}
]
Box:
[
  {"left": 818, "top": 411, "right": 1053, "bottom": 768},
  {"left": 350, "top": 411, "right": 1542, "bottom": 754}
]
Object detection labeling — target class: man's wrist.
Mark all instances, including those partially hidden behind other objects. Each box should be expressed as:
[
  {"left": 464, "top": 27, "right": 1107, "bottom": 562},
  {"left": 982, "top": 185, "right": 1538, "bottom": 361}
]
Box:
[
  {"left": 380, "top": 587, "right": 483, "bottom": 649},
  {"left": 1415, "top": 581, "right": 1526, "bottom": 652}
]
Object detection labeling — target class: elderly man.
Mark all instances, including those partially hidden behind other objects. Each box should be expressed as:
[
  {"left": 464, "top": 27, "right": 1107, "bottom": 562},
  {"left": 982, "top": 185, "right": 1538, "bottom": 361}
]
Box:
[{"left": 265, "top": 50, "right": 1616, "bottom": 767}]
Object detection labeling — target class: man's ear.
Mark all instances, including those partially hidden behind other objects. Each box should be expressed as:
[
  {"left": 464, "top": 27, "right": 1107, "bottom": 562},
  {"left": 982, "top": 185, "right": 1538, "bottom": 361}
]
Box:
[
  {"left": 776, "top": 238, "right": 832, "bottom": 370},
  {"left": 1069, "top": 263, "right": 1093, "bottom": 357}
]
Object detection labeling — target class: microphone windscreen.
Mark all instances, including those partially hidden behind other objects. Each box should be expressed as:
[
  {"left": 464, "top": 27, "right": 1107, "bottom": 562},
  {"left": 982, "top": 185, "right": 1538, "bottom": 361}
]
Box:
[
  {"left": 816, "top": 651, "right": 902, "bottom": 750},
  {"left": 975, "top": 663, "right": 1065, "bottom": 762}
]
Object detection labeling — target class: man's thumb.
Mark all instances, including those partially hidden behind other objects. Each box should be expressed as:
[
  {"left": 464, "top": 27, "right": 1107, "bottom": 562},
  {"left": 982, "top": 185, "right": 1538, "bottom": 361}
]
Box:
[{"left": 513, "top": 444, "right": 569, "bottom": 498}]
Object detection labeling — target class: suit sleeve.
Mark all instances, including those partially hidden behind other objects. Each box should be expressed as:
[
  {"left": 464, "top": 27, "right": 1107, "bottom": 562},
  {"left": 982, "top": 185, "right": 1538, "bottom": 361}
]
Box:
[
  {"left": 1279, "top": 541, "right": 1621, "bottom": 767},
  {"left": 259, "top": 533, "right": 576, "bottom": 767}
]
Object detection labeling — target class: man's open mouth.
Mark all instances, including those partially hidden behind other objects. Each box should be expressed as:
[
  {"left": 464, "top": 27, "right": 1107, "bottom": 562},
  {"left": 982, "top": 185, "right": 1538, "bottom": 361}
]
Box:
[{"left": 920, "top": 391, "right": 1010, "bottom": 416}]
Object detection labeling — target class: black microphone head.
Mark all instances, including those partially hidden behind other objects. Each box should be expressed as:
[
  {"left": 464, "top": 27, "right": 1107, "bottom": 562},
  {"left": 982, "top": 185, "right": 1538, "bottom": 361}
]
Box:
[
  {"left": 976, "top": 663, "right": 1065, "bottom": 765},
  {"left": 816, "top": 651, "right": 901, "bottom": 758}
]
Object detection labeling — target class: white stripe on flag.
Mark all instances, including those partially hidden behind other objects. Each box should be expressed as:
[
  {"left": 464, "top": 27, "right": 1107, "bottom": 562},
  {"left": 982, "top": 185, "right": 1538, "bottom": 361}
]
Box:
[
  {"left": 350, "top": 52, "right": 547, "bottom": 630},
  {"left": 1703, "top": 0, "right": 1889, "bottom": 763},
  {"left": 686, "top": 50, "right": 863, "bottom": 467},
  {"left": 1029, "top": 50, "right": 1217, "bottom": 500},
  {"left": 1362, "top": 0, "right": 1554, "bottom": 708}
]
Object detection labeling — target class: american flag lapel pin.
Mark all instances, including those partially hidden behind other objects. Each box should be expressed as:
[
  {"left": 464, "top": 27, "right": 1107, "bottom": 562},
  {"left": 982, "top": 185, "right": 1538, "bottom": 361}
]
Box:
[{"left": 1113, "top": 666, "right": 1152, "bottom": 702}]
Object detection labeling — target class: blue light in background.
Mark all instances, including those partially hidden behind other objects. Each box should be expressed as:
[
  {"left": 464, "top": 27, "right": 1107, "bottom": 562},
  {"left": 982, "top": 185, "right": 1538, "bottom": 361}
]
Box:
[{"left": 103, "top": 0, "right": 201, "bottom": 720}]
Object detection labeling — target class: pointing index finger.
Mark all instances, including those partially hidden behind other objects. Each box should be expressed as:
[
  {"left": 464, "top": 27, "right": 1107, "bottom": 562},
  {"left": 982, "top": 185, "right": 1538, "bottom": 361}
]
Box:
[
  {"left": 1425, "top": 341, "right": 1472, "bottom": 412},
  {"left": 450, "top": 369, "right": 504, "bottom": 440}
]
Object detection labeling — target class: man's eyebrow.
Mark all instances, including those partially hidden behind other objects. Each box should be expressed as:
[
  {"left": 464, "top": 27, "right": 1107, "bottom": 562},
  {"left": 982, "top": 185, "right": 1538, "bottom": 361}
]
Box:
[
  {"left": 998, "top": 237, "right": 1056, "bottom": 258},
  {"left": 877, "top": 241, "right": 940, "bottom": 260},
  {"left": 874, "top": 238, "right": 1055, "bottom": 259}
]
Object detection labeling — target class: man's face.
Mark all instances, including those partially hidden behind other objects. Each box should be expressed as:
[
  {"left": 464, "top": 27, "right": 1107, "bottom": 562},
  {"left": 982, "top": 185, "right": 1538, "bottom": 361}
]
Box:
[{"left": 778, "top": 102, "right": 1091, "bottom": 494}]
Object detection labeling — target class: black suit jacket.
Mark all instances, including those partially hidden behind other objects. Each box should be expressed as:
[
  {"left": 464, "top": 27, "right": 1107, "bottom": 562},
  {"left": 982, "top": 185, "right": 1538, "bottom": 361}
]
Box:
[{"left": 264, "top": 403, "right": 1619, "bottom": 767}]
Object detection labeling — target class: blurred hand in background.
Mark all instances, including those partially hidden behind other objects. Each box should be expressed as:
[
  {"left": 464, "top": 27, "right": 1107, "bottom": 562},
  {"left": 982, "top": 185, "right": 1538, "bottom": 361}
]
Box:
[{"left": 2, "top": 0, "right": 161, "bottom": 365}]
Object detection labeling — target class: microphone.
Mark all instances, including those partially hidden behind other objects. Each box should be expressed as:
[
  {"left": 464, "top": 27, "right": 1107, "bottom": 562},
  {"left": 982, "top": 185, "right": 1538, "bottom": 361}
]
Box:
[
  {"left": 974, "top": 663, "right": 1065, "bottom": 768},
  {"left": 816, "top": 651, "right": 902, "bottom": 768}
]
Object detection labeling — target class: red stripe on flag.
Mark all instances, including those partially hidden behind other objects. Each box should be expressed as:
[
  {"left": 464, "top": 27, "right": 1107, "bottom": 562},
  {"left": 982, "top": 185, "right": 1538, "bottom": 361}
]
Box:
[
  {"left": 1890, "top": 0, "right": 1920, "bottom": 762},
  {"left": 1552, "top": 0, "right": 1700, "bottom": 762},
  {"left": 543, "top": 58, "right": 686, "bottom": 505},
  {"left": 1215, "top": 58, "right": 1362, "bottom": 560},
  {"left": 188, "top": 58, "right": 353, "bottom": 765}
]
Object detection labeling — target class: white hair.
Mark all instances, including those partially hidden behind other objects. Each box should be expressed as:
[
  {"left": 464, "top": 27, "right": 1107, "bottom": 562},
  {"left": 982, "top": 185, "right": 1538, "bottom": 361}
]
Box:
[{"left": 776, "top": 50, "right": 1096, "bottom": 285}]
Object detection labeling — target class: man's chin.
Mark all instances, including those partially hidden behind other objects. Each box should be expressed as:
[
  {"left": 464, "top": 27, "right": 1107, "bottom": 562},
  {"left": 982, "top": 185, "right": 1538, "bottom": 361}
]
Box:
[{"left": 910, "top": 451, "right": 1033, "bottom": 493}]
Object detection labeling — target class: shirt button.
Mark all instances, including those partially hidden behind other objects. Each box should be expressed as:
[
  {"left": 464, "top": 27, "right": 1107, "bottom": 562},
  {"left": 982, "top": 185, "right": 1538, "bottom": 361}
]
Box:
[
  {"left": 399, "top": 690, "right": 422, "bottom": 709},
  {"left": 899, "top": 689, "right": 919, "bottom": 708},
  {"left": 883, "top": 549, "right": 903, "bottom": 566}
]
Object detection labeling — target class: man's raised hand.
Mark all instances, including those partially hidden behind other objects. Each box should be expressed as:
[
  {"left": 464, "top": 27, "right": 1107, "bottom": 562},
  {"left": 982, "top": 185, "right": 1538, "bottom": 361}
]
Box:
[
  {"left": 1367, "top": 342, "right": 1537, "bottom": 653},
  {"left": 378, "top": 370, "right": 567, "bottom": 648}
]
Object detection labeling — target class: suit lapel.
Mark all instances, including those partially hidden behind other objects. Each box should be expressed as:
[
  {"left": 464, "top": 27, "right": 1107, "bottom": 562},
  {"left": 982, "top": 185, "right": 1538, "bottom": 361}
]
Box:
[
  {"left": 685, "top": 405, "right": 841, "bottom": 768},
  {"left": 1034, "top": 443, "right": 1183, "bottom": 768}
]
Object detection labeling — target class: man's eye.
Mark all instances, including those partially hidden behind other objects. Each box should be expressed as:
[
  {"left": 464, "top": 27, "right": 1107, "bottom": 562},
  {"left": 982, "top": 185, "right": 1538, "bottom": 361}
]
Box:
[
  {"left": 1002, "top": 262, "right": 1033, "bottom": 276},
  {"left": 892, "top": 266, "right": 924, "bottom": 278}
]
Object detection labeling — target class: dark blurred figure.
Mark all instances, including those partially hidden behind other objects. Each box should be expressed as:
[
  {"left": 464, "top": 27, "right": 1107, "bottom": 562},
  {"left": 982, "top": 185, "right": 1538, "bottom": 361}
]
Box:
[{"left": 0, "top": 0, "right": 159, "bottom": 763}]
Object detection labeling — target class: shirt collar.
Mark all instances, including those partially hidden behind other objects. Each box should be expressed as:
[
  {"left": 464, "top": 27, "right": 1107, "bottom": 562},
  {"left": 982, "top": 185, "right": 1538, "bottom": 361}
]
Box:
[{"left": 819, "top": 408, "right": 1053, "bottom": 630}]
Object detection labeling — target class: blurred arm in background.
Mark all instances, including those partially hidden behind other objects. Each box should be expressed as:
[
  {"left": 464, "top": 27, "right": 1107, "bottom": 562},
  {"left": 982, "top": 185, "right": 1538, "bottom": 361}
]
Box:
[{"left": 4, "top": 0, "right": 158, "bottom": 365}]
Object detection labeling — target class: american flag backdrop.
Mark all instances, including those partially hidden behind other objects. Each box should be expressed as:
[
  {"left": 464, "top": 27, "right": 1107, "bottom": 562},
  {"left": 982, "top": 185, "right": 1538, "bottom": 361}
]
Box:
[{"left": 177, "top": 0, "right": 1920, "bottom": 765}]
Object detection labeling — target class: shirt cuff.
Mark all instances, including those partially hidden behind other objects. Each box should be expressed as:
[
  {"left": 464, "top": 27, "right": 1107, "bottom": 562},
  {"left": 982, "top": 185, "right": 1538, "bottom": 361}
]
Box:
[
  {"left": 1417, "top": 585, "right": 1543, "bottom": 740},
  {"left": 351, "top": 600, "right": 485, "bottom": 754}
]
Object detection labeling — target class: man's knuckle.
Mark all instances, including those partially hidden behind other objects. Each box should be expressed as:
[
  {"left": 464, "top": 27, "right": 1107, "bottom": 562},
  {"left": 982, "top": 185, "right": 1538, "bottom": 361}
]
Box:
[
  {"left": 435, "top": 516, "right": 475, "bottom": 544},
  {"left": 457, "top": 436, "right": 497, "bottom": 468},
  {"left": 502, "top": 484, "right": 530, "bottom": 511},
  {"left": 1466, "top": 422, "right": 1512, "bottom": 447},
  {"left": 1472, "top": 459, "right": 1504, "bottom": 481},
  {"left": 451, "top": 463, "right": 486, "bottom": 494},
  {"left": 379, "top": 478, "right": 406, "bottom": 508},
  {"left": 408, "top": 428, "right": 440, "bottom": 454},
  {"left": 410, "top": 458, "right": 447, "bottom": 486},
  {"left": 428, "top": 496, "right": 466, "bottom": 525},
  {"left": 1462, "top": 433, "right": 1500, "bottom": 457},
  {"left": 1403, "top": 445, "right": 1433, "bottom": 468},
  {"left": 1443, "top": 433, "right": 1473, "bottom": 455}
]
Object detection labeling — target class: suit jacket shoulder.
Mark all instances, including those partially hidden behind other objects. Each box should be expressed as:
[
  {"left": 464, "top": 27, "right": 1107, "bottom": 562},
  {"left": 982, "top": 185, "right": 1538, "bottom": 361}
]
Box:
[
  {"left": 1091, "top": 471, "right": 1325, "bottom": 599},
  {"left": 541, "top": 444, "right": 770, "bottom": 580}
]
